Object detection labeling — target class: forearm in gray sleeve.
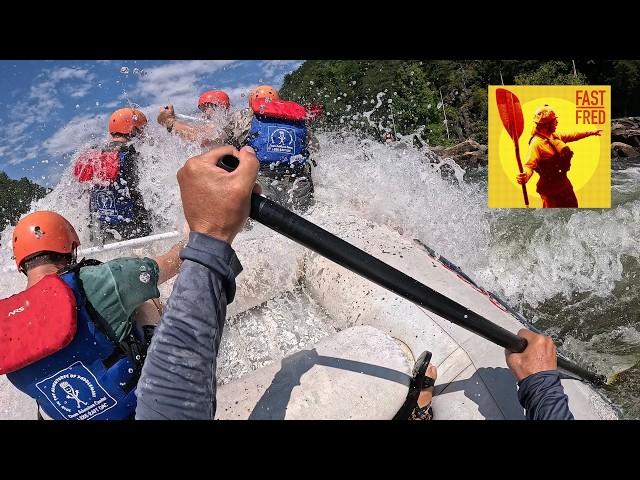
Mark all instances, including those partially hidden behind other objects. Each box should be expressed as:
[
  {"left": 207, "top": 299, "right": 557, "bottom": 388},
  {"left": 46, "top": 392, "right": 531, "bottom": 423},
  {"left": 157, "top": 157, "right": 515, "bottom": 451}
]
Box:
[
  {"left": 518, "top": 371, "right": 574, "bottom": 420},
  {"left": 135, "top": 232, "right": 242, "bottom": 420}
]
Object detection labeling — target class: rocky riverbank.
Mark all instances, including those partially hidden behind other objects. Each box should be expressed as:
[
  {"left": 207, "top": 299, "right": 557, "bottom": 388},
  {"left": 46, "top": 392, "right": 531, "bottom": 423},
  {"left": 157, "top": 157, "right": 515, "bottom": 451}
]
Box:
[{"left": 431, "top": 117, "right": 640, "bottom": 168}]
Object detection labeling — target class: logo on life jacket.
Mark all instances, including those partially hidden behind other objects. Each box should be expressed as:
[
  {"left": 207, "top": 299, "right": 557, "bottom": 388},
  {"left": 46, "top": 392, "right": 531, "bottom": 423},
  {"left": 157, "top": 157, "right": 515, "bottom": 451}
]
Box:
[
  {"left": 7, "top": 305, "right": 25, "bottom": 317},
  {"left": 35, "top": 361, "right": 117, "bottom": 420},
  {"left": 96, "top": 191, "right": 115, "bottom": 209},
  {"left": 268, "top": 127, "right": 296, "bottom": 154}
]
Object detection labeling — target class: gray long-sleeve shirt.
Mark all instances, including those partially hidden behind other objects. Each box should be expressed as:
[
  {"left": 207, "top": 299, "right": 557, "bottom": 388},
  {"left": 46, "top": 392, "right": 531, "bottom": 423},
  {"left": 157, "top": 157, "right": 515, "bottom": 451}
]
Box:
[
  {"left": 135, "top": 232, "right": 242, "bottom": 420},
  {"left": 518, "top": 371, "right": 574, "bottom": 420},
  {"left": 134, "top": 232, "right": 574, "bottom": 421}
]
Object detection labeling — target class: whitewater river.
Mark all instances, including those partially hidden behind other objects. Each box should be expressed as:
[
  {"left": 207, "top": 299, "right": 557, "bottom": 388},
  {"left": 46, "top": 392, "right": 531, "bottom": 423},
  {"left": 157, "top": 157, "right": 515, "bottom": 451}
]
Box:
[{"left": 1, "top": 122, "right": 638, "bottom": 418}]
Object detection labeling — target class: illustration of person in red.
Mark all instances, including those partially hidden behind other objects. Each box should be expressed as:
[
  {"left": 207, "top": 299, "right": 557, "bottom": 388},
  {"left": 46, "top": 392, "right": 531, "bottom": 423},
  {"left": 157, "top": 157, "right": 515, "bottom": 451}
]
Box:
[{"left": 516, "top": 105, "right": 602, "bottom": 208}]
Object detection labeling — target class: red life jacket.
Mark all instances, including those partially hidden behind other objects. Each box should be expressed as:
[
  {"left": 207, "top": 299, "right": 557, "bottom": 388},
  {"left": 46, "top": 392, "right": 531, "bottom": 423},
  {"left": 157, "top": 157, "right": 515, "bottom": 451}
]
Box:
[
  {"left": 250, "top": 98, "right": 308, "bottom": 122},
  {"left": 73, "top": 149, "right": 120, "bottom": 183},
  {"left": 0, "top": 275, "right": 77, "bottom": 375}
]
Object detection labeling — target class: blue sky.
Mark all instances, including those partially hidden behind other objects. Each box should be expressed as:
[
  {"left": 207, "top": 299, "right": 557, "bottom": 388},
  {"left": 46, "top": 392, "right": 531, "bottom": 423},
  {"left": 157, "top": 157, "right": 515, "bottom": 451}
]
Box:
[{"left": 0, "top": 60, "right": 303, "bottom": 186}]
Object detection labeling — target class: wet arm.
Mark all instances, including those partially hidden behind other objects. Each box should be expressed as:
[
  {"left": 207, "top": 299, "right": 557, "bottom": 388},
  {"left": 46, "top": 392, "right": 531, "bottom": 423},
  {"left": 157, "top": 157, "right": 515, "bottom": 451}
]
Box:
[
  {"left": 152, "top": 237, "right": 188, "bottom": 285},
  {"left": 171, "top": 120, "right": 206, "bottom": 144},
  {"left": 135, "top": 232, "right": 242, "bottom": 420},
  {"left": 205, "top": 110, "right": 252, "bottom": 150}
]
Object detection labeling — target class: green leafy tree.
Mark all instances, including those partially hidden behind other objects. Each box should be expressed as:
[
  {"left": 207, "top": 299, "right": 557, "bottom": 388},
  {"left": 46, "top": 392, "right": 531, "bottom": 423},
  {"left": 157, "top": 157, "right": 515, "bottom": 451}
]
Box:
[
  {"left": 281, "top": 60, "right": 639, "bottom": 148},
  {"left": 514, "top": 61, "right": 587, "bottom": 85},
  {"left": 0, "top": 171, "right": 49, "bottom": 229}
]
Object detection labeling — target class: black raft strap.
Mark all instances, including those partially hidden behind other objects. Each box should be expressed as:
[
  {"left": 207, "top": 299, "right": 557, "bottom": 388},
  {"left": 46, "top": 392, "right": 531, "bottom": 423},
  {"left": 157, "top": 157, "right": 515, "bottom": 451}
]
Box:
[{"left": 119, "top": 332, "right": 147, "bottom": 393}]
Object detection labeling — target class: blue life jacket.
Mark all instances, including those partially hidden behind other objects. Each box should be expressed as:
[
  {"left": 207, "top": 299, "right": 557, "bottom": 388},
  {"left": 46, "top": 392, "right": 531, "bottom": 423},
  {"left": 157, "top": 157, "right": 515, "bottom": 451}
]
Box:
[
  {"left": 247, "top": 99, "right": 309, "bottom": 169},
  {"left": 89, "top": 148, "right": 136, "bottom": 225},
  {"left": 7, "top": 262, "right": 144, "bottom": 420}
]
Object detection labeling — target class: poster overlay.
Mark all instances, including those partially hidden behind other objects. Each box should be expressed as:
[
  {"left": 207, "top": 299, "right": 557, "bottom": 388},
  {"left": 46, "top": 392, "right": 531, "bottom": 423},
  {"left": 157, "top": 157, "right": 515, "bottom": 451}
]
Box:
[{"left": 489, "top": 86, "right": 610, "bottom": 209}]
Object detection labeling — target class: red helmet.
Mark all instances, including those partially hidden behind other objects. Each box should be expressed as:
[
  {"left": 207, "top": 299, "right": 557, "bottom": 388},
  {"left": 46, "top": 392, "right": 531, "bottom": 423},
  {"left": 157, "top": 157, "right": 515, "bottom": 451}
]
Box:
[
  {"left": 13, "top": 211, "right": 80, "bottom": 270},
  {"left": 198, "top": 90, "right": 230, "bottom": 110},
  {"left": 109, "top": 108, "right": 148, "bottom": 135},
  {"left": 249, "top": 85, "right": 279, "bottom": 105}
]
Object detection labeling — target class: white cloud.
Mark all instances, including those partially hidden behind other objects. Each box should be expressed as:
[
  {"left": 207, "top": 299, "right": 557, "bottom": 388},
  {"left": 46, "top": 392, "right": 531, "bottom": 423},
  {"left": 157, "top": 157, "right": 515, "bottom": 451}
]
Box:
[
  {"left": 23, "top": 145, "right": 40, "bottom": 160},
  {"left": 43, "top": 114, "right": 107, "bottom": 156},
  {"left": 142, "top": 61, "right": 236, "bottom": 85},
  {"left": 5, "top": 144, "right": 39, "bottom": 166},
  {"left": 225, "top": 84, "right": 259, "bottom": 108},
  {"left": 126, "top": 60, "right": 303, "bottom": 115},
  {"left": 28, "top": 83, "right": 63, "bottom": 111},
  {"left": 0, "top": 66, "right": 98, "bottom": 164},
  {"left": 7, "top": 145, "right": 40, "bottom": 165},
  {"left": 28, "top": 67, "right": 94, "bottom": 112},
  {"left": 4, "top": 121, "right": 32, "bottom": 140},
  {"left": 50, "top": 67, "right": 91, "bottom": 82},
  {"left": 66, "top": 83, "right": 93, "bottom": 98},
  {"left": 259, "top": 60, "right": 304, "bottom": 84},
  {"left": 131, "top": 60, "right": 238, "bottom": 110}
]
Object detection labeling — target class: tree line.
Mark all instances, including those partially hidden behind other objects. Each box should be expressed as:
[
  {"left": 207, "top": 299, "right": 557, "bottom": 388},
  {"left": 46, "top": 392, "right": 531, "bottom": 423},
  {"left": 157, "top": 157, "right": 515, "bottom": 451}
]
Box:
[
  {"left": 0, "top": 172, "right": 49, "bottom": 229},
  {"left": 281, "top": 60, "right": 639, "bottom": 146}
]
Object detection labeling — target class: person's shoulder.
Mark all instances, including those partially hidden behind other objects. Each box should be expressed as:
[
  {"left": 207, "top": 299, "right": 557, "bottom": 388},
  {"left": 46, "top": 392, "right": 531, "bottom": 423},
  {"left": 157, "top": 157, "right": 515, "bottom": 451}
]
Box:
[
  {"left": 82, "top": 257, "right": 160, "bottom": 296},
  {"left": 105, "top": 256, "right": 159, "bottom": 273},
  {"left": 82, "top": 256, "right": 156, "bottom": 277}
]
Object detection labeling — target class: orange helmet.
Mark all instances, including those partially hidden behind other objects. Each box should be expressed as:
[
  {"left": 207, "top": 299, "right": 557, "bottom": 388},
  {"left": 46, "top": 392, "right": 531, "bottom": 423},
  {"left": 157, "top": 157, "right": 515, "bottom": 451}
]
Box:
[
  {"left": 249, "top": 85, "right": 279, "bottom": 105},
  {"left": 198, "top": 90, "right": 230, "bottom": 110},
  {"left": 13, "top": 211, "right": 80, "bottom": 270},
  {"left": 533, "top": 105, "right": 558, "bottom": 125},
  {"left": 109, "top": 108, "right": 148, "bottom": 135}
]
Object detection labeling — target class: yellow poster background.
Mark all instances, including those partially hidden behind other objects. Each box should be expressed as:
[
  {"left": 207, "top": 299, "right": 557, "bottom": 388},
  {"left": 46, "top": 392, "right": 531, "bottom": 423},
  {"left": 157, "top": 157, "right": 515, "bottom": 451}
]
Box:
[{"left": 488, "top": 85, "right": 611, "bottom": 208}]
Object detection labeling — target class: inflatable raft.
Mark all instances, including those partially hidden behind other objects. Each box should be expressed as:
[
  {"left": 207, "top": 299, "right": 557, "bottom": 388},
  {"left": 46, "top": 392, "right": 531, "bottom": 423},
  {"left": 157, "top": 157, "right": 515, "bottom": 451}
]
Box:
[{"left": 213, "top": 212, "right": 617, "bottom": 420}]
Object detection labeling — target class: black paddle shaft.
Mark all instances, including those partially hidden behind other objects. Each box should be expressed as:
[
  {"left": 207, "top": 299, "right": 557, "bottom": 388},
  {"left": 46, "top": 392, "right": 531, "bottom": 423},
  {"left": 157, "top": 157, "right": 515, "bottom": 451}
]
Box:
[{"left": 217, "top": 155, "right": 605, "bottom": 386}]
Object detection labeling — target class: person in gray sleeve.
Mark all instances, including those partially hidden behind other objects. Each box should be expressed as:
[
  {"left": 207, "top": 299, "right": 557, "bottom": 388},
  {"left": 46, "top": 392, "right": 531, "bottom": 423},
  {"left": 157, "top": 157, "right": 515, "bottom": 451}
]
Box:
[
  {"left": 135, "top": 144, "right": 261, "bottom": 420},
  {"left": 505, "top": 329, "right": 574, "bottom": 420}
]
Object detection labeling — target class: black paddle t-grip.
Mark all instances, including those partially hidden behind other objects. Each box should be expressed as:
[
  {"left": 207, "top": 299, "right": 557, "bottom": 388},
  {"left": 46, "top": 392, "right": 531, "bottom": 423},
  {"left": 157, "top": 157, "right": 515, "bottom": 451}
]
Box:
[{"left": 217, "top": 154, "right": 239, "bottom": 173}]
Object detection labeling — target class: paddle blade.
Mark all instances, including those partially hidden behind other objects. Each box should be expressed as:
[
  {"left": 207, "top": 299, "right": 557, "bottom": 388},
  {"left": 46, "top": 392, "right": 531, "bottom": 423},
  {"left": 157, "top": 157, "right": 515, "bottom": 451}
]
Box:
[{"left": 496, "top": 88, "right": 524, "bottom": 142}]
